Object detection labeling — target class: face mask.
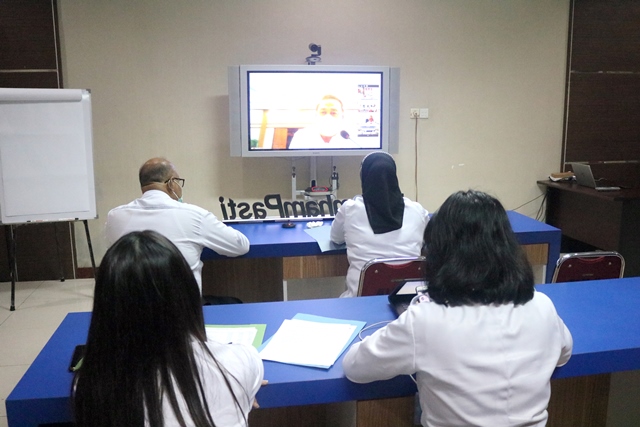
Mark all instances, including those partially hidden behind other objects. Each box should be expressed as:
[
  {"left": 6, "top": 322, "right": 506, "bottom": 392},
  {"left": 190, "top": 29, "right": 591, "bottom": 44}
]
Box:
[
  {"left": 169, "top": 187, "right": 183, "bottom": 203},
  {"left": 318, "top": 115, "right": 341, "bottom": 138}
]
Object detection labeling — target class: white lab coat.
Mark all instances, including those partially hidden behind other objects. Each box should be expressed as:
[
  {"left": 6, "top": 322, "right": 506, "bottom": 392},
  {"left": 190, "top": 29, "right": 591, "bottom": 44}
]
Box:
[
  {"left": 330, "top": 196, "right": 429, "bottom": 297},
  {"left": 158, "top": 340, "right": 263, "bottom": 427},
  {"left": 106, "top": 190, "right": 249, "bottom": 291},
  {"left": 288, "top": 126, "right": 360, "bottom": 149},
  {"left": 343, "top": 291, "right": 573, "bottom": 427}
]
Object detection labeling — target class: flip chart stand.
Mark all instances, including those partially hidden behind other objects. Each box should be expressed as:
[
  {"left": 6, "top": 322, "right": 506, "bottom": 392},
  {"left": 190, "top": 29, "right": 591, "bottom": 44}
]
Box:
[
  {"left": 0, "top": 88, "right": 98, "bottom": 310},
  {"left": 4, "top": 220, "right": 96, "bottom": 311}
]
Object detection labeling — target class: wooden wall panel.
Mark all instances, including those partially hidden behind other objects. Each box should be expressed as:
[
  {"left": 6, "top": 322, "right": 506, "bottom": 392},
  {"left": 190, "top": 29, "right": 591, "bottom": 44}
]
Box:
[
  {"left": 563, "top": 0, "right": 640, "bottom": 168},
  {"left": 0, "top": 72, "right": 60, "bottom": 88},
  {"left": 565, "top": 74, "right": 640, "bottom": 162},
  {"left": 571, "top": 0, "right": 640, "bottom": 72},
  {"left": 0, "top": 223, "right": 75, "bottom": 282},
  {"left": 0, "top": 0, "right": 59, "bottom": 70},
  {"left": 0, "top": 0, "right": 75, "bottom": 282}
]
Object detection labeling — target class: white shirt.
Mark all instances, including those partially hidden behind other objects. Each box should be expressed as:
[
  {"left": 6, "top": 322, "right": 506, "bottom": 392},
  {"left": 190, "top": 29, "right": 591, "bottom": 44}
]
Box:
[
  {"left": 288, "top": 126, "right": 360, "bottom": 149},
  {"left": 106, "top": 190, "right": 250, "bottom": 291},
  {"left": 160, "top": 340, "right": 264, "bottom": 427},
  {"left": 343, "top": 291, "right": 573, "bottom": 427},
  {"left": 330, "top": 196, "right": 429, "bottom": 297}
]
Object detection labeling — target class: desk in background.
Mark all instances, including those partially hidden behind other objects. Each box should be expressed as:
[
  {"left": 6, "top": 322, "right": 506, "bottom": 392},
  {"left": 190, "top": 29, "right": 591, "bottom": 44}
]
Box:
[
  {"left": 538, "top": 180, "right": 640, "bottom": 276},
  {"left": 201, "top": 211, "right": 561, "bottom": 302},
  {"left": 8, "top": 278, "right": 640, "bottom": 427}
]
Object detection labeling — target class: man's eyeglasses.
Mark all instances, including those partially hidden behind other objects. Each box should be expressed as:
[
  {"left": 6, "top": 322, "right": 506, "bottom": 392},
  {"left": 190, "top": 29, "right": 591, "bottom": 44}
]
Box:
[{"left": 165, "top": 177, "right": 185, "bottom": 188}]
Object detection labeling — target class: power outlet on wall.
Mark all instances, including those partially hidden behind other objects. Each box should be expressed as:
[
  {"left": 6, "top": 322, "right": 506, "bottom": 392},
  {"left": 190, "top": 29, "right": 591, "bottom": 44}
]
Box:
[{"left": 410, "top": 108, "right": 429, "bottom": 119}]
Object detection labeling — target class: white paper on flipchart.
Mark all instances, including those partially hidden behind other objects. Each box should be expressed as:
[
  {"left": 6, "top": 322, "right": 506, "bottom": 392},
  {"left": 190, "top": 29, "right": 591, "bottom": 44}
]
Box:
[{"left": 259, "top": 318, "right": 357, "bottom": 368}]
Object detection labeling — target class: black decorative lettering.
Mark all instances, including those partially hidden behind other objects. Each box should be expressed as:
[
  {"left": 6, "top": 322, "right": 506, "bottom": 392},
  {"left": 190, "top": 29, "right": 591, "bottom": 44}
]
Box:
[
  {"left": 253, "top": 202, "right": 267, "bottom": 219},
  {"left": 283, "top": 200, "right": 307, "bottom": 218},
  {"left": 237, "top": 202, "right": 252, "bottom": 219},
  {"left": 318, "top": 195, "right": 334, "bottom": 216},
  {"left": 305, "top": 201, "right": 321, "bottom": 216},
  {"left": 218, "top": 196, "right": 228, "bottom": 220},
  {"left": 218, "top": 194, "right": 348, "bottom": 219},
  {"left": 227, "top": 198, "right": 238, "bottom": 220},
  {"left": 264, "top": 194, "right": 285, "bottom": 217}
]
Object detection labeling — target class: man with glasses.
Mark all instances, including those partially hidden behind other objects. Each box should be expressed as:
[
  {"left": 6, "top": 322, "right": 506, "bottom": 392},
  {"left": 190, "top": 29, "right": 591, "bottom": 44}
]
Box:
[{"left": 106, "top": 157, "right": 250, "bottom": 293}]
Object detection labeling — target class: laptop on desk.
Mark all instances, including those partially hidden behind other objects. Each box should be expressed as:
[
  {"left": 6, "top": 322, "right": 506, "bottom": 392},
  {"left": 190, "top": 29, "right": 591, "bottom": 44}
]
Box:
[
  {"left": 570, "top": 163, "right": 621, "bottom": 191},
  {"left": 388, "top": 279, "right": 428, "bottom": 317}
]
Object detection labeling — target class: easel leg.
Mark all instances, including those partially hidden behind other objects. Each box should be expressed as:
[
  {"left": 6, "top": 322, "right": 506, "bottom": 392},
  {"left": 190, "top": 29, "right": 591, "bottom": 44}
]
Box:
[
  {"left": 5, "top": 225, "right": 17, "bottom": 311},
  {"left": 83, "top": 220, "right": 97, "bottom": 277},
  {"left": 54, "top": 222, "right": 65, "bottom": 282}
]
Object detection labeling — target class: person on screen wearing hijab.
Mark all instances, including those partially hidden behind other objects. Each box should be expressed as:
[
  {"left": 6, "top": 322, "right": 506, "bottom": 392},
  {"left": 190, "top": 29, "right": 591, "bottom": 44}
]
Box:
[{"left": 330, "top": 152, "right": 429, "bottom": 297}]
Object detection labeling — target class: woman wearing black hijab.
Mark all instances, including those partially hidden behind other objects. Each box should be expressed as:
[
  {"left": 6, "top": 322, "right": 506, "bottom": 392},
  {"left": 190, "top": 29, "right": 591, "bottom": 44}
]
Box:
[{"left": 331, "top": 152, "right": 429, "bottom": 297}]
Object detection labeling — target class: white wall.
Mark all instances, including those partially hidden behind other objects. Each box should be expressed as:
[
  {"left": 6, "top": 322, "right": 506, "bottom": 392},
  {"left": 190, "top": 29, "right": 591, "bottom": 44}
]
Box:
[{"left": 57, "top": 0, "right": 570, "bottom": 265}]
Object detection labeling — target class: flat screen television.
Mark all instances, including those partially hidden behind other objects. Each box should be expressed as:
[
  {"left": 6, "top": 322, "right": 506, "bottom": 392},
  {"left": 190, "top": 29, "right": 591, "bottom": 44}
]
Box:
[{"left": 229, "top": 65, "right": 400, "bottom": 157}]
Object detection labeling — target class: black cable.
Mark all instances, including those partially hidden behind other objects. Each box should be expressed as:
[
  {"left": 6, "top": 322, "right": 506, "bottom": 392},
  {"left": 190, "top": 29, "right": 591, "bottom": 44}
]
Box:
[
  {"left": 535, "top": 193, "right": 548, "bottom": 222},
  {"left": 511, "top": 193, "right": 545, "bottom": 212}
]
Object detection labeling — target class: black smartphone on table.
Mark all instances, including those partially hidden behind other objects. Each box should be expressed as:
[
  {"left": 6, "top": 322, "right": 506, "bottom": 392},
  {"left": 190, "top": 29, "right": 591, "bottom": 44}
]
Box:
[{"left": 68, "top": 344, "right": 86, "bottom": 372}]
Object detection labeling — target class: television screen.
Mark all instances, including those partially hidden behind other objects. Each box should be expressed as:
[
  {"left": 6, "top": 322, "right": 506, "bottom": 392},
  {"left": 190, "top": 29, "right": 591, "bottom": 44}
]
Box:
[{"left": 229, "top": 65, "right": 399, "bottom": 157}]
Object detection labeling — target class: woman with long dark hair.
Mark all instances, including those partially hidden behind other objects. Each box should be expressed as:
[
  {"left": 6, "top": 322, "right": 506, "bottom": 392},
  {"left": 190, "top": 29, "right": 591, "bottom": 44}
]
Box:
[
  {"left": 73, "top": 230, "right": 263, "bottom": 426},
  {"left": 343, "top": 190, "right": 572, "bottom": 426},
  {"left": 330, "top": 152, "right": 429, "bottom": 297}
]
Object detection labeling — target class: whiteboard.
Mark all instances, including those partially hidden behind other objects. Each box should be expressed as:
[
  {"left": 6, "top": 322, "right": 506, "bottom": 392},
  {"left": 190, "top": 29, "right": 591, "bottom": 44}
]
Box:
[{"left": 0, "top": 88, "right": 97, "bottom": 224}]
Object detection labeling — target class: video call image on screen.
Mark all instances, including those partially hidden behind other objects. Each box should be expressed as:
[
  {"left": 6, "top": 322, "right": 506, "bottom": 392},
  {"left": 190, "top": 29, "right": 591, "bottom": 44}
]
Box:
[{"left": 247, "top": 71, "right": 383, "bottom": 151}]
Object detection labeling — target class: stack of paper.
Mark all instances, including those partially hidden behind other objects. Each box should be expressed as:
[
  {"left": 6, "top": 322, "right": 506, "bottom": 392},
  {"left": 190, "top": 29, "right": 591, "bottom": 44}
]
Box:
[
  {"left": 205, "top": 324, "right": 266, "bottom": 349},
  {"left": 304, "top": 225, "right": 347, "bottom": 252},
  {"left": 258, "top": 313, "right": 366, "bottom": 369}
]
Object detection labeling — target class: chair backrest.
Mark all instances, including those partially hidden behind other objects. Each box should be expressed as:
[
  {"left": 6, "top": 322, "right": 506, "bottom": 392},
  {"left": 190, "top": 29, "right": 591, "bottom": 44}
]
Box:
[
  {"left": 357, "top": 256, "right": 426, "bottom": 297},
  {"left": 202, "top": 295, "right": 243, "bottom": 306},
  {"left": 551, "top": 251, "right": 625, "bottom": 283}
]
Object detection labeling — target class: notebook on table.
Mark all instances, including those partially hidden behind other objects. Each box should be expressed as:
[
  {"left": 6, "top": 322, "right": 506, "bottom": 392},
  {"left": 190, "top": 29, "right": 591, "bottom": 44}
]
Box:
[{"left": 570, "top": 163, "right": 620, "bottom": 191}]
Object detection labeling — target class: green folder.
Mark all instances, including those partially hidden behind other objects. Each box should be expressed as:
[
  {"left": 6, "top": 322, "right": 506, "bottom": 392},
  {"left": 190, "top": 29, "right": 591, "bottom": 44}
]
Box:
[{"left": 205, "top": 324, "right": 266, "bottom": 349}]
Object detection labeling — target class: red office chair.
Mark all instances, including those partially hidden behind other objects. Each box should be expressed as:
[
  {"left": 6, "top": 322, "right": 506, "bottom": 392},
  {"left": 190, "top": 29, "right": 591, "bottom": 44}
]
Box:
[
  {"left": 357, "top": 256, "right": 426, "bottom": 297},
  {"left": 551, "top": 251, "right": 625, "bottom": 283}
]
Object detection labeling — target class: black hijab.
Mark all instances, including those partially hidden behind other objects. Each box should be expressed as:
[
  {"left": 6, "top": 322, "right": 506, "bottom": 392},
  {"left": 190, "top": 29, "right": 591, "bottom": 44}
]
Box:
[{"left": 361, "top": 152, "right": 405, "bottom": 234}]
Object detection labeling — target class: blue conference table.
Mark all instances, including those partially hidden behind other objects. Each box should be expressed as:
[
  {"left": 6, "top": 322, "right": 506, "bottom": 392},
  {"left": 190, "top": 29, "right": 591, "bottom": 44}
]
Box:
[
  {"left": 7, "top": 278, "right": 640, "bottom": 427},
  {"left": 204, "top": 211, "right": 561, "bottom": 285}
]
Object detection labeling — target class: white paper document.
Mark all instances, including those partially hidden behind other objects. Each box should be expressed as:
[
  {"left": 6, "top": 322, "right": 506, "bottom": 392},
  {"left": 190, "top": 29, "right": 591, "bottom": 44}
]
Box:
[
  {"left": 205, "top": 326, "right": 259, "bottom": 347},
  {"left": 304, "top": 225, "right": 347, "bottom": 252},
  {"left": 259, "top": 318, "right": 358, "bottom": 369}
]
